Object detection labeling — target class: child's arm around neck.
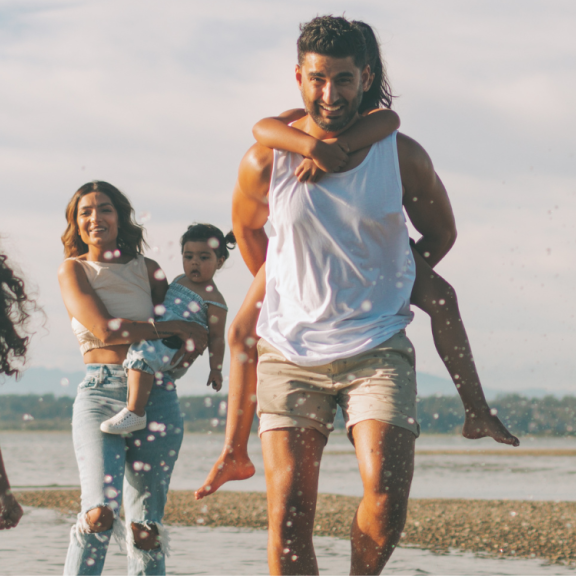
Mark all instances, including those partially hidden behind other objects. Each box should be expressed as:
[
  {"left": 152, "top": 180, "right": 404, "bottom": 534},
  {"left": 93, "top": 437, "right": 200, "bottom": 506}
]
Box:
[{"left": 253, "top": 107, "right": 400, "bottom": 176}]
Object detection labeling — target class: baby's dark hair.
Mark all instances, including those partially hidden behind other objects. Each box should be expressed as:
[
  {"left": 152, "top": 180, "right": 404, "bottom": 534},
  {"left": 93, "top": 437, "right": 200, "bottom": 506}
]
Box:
[{"left": 180, "top": 223, "right": 237, "bottom": 261}]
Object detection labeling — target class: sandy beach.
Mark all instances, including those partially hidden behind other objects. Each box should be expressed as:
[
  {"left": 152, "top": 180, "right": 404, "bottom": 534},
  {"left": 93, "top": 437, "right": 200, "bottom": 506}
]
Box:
[{"left": 15, "top": 490, "right": 575, "bottom": 566}]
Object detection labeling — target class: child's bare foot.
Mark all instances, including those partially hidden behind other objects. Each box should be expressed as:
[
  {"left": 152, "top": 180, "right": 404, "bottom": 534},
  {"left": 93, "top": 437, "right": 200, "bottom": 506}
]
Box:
[
  {"left": 195, "top": 451, "right": 255, "bottom": 500},
  {"left": 462, "top": 409, "right": 520, "bottom": 446}
]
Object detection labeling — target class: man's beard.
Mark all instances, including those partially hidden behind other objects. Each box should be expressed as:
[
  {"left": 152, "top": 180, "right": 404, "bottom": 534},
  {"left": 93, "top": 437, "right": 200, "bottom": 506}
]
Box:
[{"left": 303, "top": 84, "right": 364, "bottom": 132}]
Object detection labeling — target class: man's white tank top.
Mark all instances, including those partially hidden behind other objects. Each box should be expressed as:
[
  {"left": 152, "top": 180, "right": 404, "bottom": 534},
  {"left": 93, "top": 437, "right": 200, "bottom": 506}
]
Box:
[{"left": 256, "top": 131, "right": 415, "bottom": 367}]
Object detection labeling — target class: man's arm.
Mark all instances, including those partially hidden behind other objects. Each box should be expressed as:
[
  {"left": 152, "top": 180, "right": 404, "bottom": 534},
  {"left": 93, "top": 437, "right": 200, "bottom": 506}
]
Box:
[
  {"left": 231, "top": 143, "right": 273, "bottom": 276},
  {"left": 397, "top": 133, "right": 457, "bottom": 268}
]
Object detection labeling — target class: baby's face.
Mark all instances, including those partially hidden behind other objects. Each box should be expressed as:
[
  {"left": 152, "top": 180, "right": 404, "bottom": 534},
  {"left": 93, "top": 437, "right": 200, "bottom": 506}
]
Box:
[{"left": 182, "top": 241, "right": 223, "bottom": 285}]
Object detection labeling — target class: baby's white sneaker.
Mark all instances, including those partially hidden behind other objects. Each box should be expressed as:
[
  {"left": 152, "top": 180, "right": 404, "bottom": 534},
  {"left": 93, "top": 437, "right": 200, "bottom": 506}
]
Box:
[{"left": 100, "top": 408, "right": 147, "bottom": 434}]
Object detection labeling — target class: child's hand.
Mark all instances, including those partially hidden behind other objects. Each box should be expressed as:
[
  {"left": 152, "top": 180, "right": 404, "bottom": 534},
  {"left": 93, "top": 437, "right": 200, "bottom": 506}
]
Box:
[
  {"left": 295, "top": 159, "right": 325, "bottom": 183},
  {"left": 207, "top": 369, "right": 223, "bottom": 392},
  {"left": 309, "top": 139, "right": 349, "bottom": 173}
]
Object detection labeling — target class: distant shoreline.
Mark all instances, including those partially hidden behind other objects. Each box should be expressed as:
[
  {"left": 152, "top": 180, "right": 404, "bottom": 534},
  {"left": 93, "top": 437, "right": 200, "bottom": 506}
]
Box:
[{"left": 15, "top": 489, "right": 575, "bottom": 566}]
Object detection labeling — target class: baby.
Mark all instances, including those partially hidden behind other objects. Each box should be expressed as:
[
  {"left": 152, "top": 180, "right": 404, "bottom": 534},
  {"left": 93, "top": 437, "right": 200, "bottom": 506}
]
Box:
[{"left": 100, "top": 223, "right": 235, "bottom": 434}]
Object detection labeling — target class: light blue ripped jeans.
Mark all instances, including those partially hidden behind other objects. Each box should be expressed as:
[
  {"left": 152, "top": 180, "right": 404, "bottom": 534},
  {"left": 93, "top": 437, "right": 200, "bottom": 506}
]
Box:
[{"left": 64, "top": 364, "right": 184, "bottom": 576}]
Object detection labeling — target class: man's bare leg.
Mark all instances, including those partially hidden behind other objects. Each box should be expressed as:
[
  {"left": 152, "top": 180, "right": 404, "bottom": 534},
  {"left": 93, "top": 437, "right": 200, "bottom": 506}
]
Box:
[
  {"left": 195, "top": 267, "right": 266, "bottom": 499},
  {"left": 350, "top": 420, "right": 415, "bottom": 575},
  {"left": 261, "top": 428, "right": 325, "bottom": 575}
]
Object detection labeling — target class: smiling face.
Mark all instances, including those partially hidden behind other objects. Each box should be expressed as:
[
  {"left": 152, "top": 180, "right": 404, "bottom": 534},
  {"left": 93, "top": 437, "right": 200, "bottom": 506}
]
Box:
[
  {"left": 297, "top": 53, "right": 371, "bottom": 133},
  {"left": 182, "top": 241, "right": 224, "bottom": 285},
  {"left": 76, "top": 192, "right": 119, "bottom": 251}
]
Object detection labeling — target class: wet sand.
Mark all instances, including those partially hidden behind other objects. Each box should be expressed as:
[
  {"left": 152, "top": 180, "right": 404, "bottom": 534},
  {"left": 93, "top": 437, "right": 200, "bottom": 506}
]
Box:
[{"left": 16, "top": 490, "right": 576, "bottom": 566}]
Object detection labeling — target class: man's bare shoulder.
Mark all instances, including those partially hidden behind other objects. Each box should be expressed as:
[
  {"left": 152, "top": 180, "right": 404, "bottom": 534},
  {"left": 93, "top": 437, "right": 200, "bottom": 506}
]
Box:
[
  {"left": 238, "top": 143, "right": 274, "bottom": 197},
  {"left": 396, "top": 132, "right": 435, "bottom": 189}
]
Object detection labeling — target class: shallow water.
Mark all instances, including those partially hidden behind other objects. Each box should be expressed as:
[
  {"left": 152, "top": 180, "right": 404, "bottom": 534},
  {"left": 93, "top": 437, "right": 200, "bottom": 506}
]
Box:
[
  {"left": 3, "top": 431, "right": 576, "bottom": 501},
  {"left": 1, "top": 507, "right": 573, "bottom": 575}
]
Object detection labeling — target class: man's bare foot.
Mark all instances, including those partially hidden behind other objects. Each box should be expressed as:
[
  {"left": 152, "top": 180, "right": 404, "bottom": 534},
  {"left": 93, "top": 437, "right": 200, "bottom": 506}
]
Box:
[
  {"left": 462, "top": 410, "right": 520, "bottom": 446},
  {"left": 195, "top": 452, "right": 255, "bottom": 500}
]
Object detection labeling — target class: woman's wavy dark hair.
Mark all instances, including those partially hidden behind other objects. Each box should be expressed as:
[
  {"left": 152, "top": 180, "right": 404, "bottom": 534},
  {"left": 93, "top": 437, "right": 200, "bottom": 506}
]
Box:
[
  {"left": 180, "top": 224, "right": 236, "bottom": 261},
  {"left": 353, "top": 20, "right": 395, "bottom": 112},
  {"left": 0, "top": 253, "right": 37, "bottom": 378},
  {"left": 61, "top": 181, "right": 147, "bottom": 258}
]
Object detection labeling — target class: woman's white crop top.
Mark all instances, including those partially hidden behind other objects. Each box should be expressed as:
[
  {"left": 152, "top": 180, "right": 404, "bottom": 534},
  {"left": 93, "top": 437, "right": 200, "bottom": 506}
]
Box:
[{"left": 68, "top": 255, "right": 154, "bottom": 355}]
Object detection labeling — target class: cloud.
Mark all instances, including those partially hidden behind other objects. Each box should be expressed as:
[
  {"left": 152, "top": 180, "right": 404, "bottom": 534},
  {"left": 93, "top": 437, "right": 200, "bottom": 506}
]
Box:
[{"left": 0, "top": 0, "right": 574, "bottom": 394}]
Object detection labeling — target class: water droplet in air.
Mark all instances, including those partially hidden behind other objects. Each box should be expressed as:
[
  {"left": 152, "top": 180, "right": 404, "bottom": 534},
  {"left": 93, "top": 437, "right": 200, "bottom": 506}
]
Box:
[
  {"left": 433, "top": 413, "right": 439, "bottom": 419},
  {"left": 255, "top": 301, "right": 262, "bottom": 309},
  {"left": 154, "top": 269, "right": 166, "bottom": 280},
  {"left": 438, "top": 299, "right": 446, "bottom": 306},
  {"left": 188, "top": 301, "right": 200, "bottom": 313},
  {"left": 245, "top": 337, "right": 256, "bottom": 347},
  {"left": 206, "top": 285, "right": 214, "bottom": 292},
  {"left": 207, "top": 237, "right": 220, "bottom": 249},
  {"left": 113, "top": 249, "right": 121, "bottom": 258},
  {"left": 61, "top": 378, "right": 70, "bottom": 387},
  {"left": 105, "top": 487, "right": 119, "bottom": 498},
  {"left": 291, "top": 555, "right": 298, "bottom": 561},
  {"left": 154, "top": 304, "right": 166, "bottom": 316},
  {"left": 139, "top": 211, "right": 151, "bottom": 223},
  {"left": 197, "top": 517, "right": 205, "bottom": 524},
  {"left": 510, "top": 511, "right": 517, "bottom": 517},
  {"left": 361, "top": 300, "right": 372, "bottom": 312},
  {"left": 108, "top": 319, "right": 121, "bottom": 331},
  {"left": 204, "top": 397, "right": 212, "bottom": 407},
  {"left": 133, "top": 461, "right": 144, "bottom": 471},
  {"left": 396, "top": 282, "right": 403, "bottom": 288},
  {"left": 86, "top": 558, "right": 95, "bottom": 566},
  {"left": 210, "top": 418, "right": 219, "bottom": 427},
  {"left": 104, "top": 475, "right": 113, "bottom": 483},
  {"left": 143, "top": 463, "right": 151, "bottom": 471},
  {"left": 490, "top": 408, "right": 498, "bottom": 416},
  {"left": 22, "top": 413, "right": 34, "bottom": 421},
  {"left": 104, "top": 251, "right": 113, "bottom": 260},
  {"left": 147, "top": 435, "right": 155, "bottom": 442},
  {"left": 237, "top": 353, "right": 248, "bottom": 364},
  {"left": 174, "top": 298, "right": 181, "bottom": 304},
  {"left": 218, "top": 401, "right": 227, "bottom": 417},
  {"left": 186, "top": 339, "right": 195, "bottom": 352}
]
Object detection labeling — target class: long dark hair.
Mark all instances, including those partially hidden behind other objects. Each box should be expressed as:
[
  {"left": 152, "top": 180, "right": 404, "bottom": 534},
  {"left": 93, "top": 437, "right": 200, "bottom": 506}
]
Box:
[
  {"left": 353, "top": 20, "right": 395, "bottom": 112},
  {"left": 61, "top": 181, "right": 147, "bottom": 258},
  {"left": 0, "top": 252, "right": 37, "bottom": 378},
  {"left": 180, "top": 224, "right": 236, "bottom": 261}
]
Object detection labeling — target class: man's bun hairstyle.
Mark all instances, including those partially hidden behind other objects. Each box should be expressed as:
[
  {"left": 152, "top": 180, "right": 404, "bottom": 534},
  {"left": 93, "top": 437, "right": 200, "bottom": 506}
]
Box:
[
  {"left": 297, "top": 15, "right": 367, "bottom": 69},
  {"left": 180, "top": 223, "right": 236, "bottom": 261}
]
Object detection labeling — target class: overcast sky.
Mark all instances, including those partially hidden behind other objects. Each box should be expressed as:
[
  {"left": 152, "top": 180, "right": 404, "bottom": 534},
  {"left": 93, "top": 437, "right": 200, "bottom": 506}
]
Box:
[{"left": 1, "top": 0, "right": 574, "bottom": 395}]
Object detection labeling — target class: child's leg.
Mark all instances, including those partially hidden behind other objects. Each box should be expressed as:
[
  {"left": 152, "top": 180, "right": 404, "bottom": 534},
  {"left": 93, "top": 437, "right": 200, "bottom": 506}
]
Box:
[
  {"left": 411, "top": 248, "right": 519, "bottom": 446},
  {"left": 126, "top": 370, "right": 155, "bottom": 416},
  {"left": 100, "top": 369, "right": 154, "bottom": 434},
  {"left": 195, "top": 266, "right": 265, "bottom": 500}
]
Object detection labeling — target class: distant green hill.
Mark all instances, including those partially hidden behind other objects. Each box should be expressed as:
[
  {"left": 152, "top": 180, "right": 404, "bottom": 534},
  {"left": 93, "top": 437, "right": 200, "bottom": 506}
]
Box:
[
  {"left": 2, "top": 366, "right": 569, "bottom": 400},
  {"left": 1, "top": 393, "right": 574, "bottom": 436}
]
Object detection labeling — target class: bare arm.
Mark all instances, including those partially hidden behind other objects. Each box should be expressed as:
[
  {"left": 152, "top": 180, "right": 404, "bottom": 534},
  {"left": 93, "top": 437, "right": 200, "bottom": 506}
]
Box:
[
  {"left": 253, "top": 109, "right": 348, "bottom": 174},
  {"left": 206, "top": 303, "right": 227, "bottom": 391},
  {"left": 58, "top": 259, "right": 206, "bottom": 347},
  {"left": 398, "top": 133, "right": 457, "bottom": 267},
  {"left": 337, "top": 109, "right": 400, "bottom": 153},
  {"left": 232, "top": 143, "right": 273, "bottom": 276}
]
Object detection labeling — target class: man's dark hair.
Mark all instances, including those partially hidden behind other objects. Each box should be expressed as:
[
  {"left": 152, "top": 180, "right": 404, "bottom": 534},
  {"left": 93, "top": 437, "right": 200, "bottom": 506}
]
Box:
[{"left": 297, "top": 16, "right": 367, "bottom": 69}]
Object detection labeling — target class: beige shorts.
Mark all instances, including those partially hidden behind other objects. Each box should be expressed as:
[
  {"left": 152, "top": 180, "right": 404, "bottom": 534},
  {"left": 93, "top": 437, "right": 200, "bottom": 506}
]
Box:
[{"left": 256, "top": 330, "right": 420, "bottom": 441}]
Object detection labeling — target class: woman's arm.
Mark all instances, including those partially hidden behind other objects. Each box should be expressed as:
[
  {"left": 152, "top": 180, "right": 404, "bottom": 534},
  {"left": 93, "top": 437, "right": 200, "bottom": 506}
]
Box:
[
  {"left": 57, "top": 259, "right": 206, "bottom": 348},
  {"left": 206, "top": 303, "right": 227, "bottom": 391}
]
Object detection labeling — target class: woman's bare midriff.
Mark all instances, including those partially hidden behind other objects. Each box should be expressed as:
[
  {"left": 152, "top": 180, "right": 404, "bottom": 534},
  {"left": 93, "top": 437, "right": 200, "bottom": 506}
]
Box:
[{"left": 83, "top": 344, "right": 130, "bottom": 365}]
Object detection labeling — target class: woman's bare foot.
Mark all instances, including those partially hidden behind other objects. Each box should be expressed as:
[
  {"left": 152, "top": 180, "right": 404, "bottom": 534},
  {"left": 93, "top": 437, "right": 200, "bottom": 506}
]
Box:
[
  {"left": 195, "top": 451, "right": 256, "bottom": 500},
  {"left": 462, "top": 409, "right": 520, "bottom": 446}
]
